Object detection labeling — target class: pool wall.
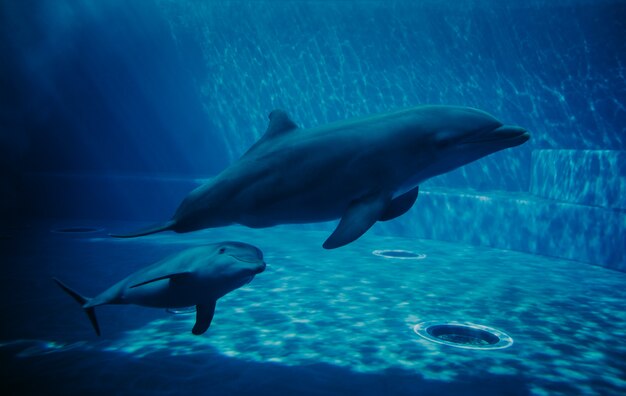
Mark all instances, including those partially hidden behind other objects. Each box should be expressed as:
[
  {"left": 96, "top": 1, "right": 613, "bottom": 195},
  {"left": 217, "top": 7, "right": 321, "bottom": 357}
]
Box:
[
  {"left": 2, "top": 1, "right": 625, "bottom": 271},
  {"left": 20, "top": 163, "right": 626, "bottom": 272}
]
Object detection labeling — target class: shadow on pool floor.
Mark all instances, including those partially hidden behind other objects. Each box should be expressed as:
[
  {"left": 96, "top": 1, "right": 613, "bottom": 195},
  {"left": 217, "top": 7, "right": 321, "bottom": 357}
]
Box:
[{"left": 0, "top": 346, "right": 532, "bottom": 396}]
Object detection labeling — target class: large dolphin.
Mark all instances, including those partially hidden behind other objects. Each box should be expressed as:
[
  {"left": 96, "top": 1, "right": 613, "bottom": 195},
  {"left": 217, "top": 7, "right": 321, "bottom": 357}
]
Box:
[
  {"left": 54, "top": 242, "right": 266, "bottom": 335},
  {"left": 113, "top": 105, "right": 529, "bottom": 249}
]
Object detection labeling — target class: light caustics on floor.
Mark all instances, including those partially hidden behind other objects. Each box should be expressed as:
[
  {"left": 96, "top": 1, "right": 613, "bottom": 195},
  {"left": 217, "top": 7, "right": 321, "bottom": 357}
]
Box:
[{"left": 2, "top": 222, "right": 626, "bottom": 396}]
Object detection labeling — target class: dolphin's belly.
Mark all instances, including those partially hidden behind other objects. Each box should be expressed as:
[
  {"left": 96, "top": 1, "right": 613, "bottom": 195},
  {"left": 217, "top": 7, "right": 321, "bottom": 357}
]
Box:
[
  {"left": 237, "top": 196, "right": 345, "bottom": 227},
  {"left": 240, "top": 170, "right": 424, "bottom": 226},
  {"left": 121, "top": 281, "right": 210, "bottom": 308},
  {"left": 236, "top": 174, "right": 385, "bottom": 227}
]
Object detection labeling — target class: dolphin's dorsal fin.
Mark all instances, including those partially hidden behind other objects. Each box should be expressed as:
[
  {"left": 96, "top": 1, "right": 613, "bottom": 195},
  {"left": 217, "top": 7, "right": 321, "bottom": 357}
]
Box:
[
  {"left": 192, "top": 301, "right": 217, "bottom": 335},
  {"left": 264, "top": 109, "right": 298, "bottom": 138},
  {"left": 130, "top": 272, "right": 192, "bottom": 288}
]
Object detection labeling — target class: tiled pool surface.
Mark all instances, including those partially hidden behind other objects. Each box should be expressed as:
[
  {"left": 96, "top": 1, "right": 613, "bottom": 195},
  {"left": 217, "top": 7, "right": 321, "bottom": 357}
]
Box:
[{"left": 1, "top": 221, "right": 625, "bottom": 395}]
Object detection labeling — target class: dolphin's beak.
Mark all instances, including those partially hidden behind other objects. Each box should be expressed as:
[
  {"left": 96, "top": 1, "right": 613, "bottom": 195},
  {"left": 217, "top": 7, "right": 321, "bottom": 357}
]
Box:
[
  {"left": 230, "top": 254, "right": 266, "bottom": 274},
  {"left": 256, "top": 261, "right": 267, "bottom": 274},
  {"left": 238, "top": 261, "right": 265, "bottom": 286},
  {"left": 491, "top": 125, "right": 530, "bottom": 146},
  {"left": 463, "top": 124, "right": 529, "bottom": 147}
]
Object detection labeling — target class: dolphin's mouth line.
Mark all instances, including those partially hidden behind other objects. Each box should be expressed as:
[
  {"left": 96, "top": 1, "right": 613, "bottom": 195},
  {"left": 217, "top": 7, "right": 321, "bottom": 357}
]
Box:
[
  {"left": 461, "top": 125, "right": 529, "bottom": 145},
  {"left": 228, "top": 254, "right": 262, "bottom": 264},
  {"left": 229, "top": 255, "right": 267, "bottom": 274},
  {"left": 464, "top": 133, "right": 528, "bottom": 144},
  {"left": 255, "top": 261, "right": 267, "bottom": 274}
]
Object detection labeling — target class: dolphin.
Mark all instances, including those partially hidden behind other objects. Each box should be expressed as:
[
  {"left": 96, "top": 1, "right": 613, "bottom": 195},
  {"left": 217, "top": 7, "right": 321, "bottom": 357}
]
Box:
[
  {"left": 112, "top": 105, "right": 529, "bottom": 249},
  {"left": 54, "top": 242, "right": 266, "bottom": 335}
]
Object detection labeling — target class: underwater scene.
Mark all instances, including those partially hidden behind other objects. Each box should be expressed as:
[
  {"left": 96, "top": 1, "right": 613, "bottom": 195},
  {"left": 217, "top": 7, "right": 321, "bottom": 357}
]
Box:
[{"left": 1, "top": 0, "right": 625, "bottom": 395}]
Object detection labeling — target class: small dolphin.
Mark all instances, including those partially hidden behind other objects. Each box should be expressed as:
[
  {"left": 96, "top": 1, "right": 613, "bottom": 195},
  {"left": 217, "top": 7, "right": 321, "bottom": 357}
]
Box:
[
  {"left": 54, "top": 242, "right": 266, "bottom": 336},
  {"left": 112, "top": 105, "right": 529, "bottom": 249}
]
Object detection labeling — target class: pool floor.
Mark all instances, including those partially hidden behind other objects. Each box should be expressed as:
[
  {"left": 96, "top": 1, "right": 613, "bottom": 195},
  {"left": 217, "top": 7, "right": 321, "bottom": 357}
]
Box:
[{"left": 1, "top": 220, "right": 625, "bottom": 395}]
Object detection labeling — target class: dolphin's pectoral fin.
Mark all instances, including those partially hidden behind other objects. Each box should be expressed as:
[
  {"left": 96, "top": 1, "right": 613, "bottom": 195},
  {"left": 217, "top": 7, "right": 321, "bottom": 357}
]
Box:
[
  {"left": 192, "top": 301, "right": 217, "bottom": 335},
  {"left": 265, "top": 109, "right": 299, "bottom": 138},
  {"left": 323, "top": 193, "right": 390, "bottom": 249},
  {"left": 129, "top": 272, "right": 192, "bottom": 288},
  {"left": 380, "top": 186, "right": 419, "bottom": 222}
]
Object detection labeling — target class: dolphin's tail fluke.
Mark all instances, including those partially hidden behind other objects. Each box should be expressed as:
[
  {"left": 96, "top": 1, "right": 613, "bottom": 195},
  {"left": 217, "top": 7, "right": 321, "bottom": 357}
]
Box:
[
  {"left": 53, "top": 278, "right": 101, "bottom": 336},
  {"left": 109, "top": 221, "right": 175, "bottom": 238}
]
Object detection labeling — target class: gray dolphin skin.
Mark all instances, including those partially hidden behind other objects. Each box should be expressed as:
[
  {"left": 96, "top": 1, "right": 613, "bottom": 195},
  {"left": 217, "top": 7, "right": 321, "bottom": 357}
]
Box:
[
  {"left": 112, "top": 105, "right": 529, "bottom": 249},
  {"left": 54, "top": 242, "right": 266, "bottom": 335}
]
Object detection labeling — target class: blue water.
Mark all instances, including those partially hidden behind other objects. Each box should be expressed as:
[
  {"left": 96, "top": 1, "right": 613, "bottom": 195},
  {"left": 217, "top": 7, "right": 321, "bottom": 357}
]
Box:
[
  {"left": 3, "top": 222, "right": 626, "bottom": 395},
  {"left": 1, "top": 1, "right": 625, "bottom": 395}
]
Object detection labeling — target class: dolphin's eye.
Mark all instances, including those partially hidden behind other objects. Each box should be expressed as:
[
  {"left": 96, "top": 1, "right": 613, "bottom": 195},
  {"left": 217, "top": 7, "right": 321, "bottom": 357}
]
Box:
[{"left": 219, "top": 248, "right": 226, "bottom": 254}]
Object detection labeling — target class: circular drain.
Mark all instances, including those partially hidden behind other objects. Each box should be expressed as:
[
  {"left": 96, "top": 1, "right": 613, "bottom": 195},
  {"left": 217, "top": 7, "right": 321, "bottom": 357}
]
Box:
[
  {"left": 372, "top": 249, "right": 426, "bottom": 260},
  {"left": 166, "top": 306, "right": 196, "bottom": 315},
  {"left": 414, "top": 321, "right": 513, "bottom": 350},
  {"left": 51, "top": 226, "right": 104, "bottom": 234}
]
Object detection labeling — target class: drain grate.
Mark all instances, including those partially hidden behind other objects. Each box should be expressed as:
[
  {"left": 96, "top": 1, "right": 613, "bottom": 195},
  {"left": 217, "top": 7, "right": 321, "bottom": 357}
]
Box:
[
  {"left": 414, "top": 321, "right": 513, "bottom": 350},
  {"left": 51, "top": 227, "right": 104, "bottom": 234},
  {"left": 372, "top": 249, "right": 426, "bottom": 260}
]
